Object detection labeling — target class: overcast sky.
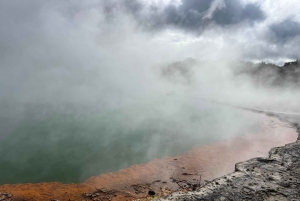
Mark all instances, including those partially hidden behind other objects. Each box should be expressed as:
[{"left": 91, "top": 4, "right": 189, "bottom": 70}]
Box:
[
  {"left": 114, "top": 0, "right": 300, "bottom": 63},
  {"left": 1, "top": 0, "right": 300, "bottom": 66},
  {"left": 1, "top": 0, "right": 300, "bottom": 107}
]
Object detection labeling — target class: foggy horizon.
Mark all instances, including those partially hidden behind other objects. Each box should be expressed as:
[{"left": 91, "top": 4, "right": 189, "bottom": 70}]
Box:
[{"left": 1, "top": 0, "right": 300, "bottom": 185}]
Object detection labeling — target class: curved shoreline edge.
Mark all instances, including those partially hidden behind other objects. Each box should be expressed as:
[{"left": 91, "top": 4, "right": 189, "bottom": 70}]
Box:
[
  {"left": 0, "top": 110, "right": 298, "bottom": 201},
  {"left": 157, "top": 112, "right": 300, "bottom": 201}
]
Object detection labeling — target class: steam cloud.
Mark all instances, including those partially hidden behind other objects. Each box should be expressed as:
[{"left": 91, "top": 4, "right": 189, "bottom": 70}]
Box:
[{"left": 0, "top": 0, "right": 300, "bottom": 184}]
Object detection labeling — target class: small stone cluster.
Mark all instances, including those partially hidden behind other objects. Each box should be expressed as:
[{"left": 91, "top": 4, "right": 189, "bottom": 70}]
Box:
[
  {"left": 82, "top": 188, "right": 116, "bottom": 201},
  {"left": 0, "top": 192, "right": 12, "bottom": 201}
]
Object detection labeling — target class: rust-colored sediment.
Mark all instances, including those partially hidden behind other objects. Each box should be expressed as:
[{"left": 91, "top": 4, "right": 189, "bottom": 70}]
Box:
[{"left": 0, "top": 114, "right": 297, "bottom": 201}]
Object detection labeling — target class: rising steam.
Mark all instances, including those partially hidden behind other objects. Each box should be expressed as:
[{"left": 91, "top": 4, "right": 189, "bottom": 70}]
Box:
[{"left": 0, "top": 0, "right": 300, "bottom": 184}]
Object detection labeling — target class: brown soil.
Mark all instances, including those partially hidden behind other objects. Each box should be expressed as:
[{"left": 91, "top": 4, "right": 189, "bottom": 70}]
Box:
[{"left": 0, "top": 115, "right": 297, "bottom": 201}]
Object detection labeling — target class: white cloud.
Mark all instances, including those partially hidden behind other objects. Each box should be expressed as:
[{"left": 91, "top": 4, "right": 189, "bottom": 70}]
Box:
[
  {"left": 260, "top": 0, "right": 300, "bottom": 22},
  {"left": 203, "top": 0, "right": 226, "bottom": 20}
]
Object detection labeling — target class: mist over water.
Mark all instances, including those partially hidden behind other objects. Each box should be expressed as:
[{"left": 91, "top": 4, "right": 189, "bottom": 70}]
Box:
[
  {"left": 0, "top": 98, "right": 264, "bottom": 184},
  {"left": 1, "top": 0, "right": 300, "bottom": 185}
]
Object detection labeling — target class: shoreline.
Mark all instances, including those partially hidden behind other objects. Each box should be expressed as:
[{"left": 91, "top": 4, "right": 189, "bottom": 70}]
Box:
[
  {"left": 0, "top": 112, "right": 298, "bottom": 201},
  {"left": 157, "top": 113, "right": 300, "bottom": 200}
]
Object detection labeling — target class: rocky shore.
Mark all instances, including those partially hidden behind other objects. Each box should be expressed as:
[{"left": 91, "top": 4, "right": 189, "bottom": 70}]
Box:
[{"left": 157, "top": 119, "right": 300, "bottom": 201}]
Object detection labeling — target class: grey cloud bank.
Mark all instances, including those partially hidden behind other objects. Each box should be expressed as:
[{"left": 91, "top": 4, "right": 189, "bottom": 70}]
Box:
[
  {"left": 270, "top": 19, "right": 300, "bottom": 41},
  {"left": 100, "top": 0, "right": 300, "bottom": 63},
  {"left": 132, "top": 0, "right": 265, "bottom": 31}
]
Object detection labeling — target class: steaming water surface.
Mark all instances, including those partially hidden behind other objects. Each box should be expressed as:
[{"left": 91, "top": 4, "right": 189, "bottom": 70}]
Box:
[{"left": 0, "top": 99, "right": 263, "bottom": 185}]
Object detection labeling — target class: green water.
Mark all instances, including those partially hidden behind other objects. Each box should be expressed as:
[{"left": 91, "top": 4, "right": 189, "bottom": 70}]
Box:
[{"left": 0, "top": 102, "right": 262, "bottom": 185}]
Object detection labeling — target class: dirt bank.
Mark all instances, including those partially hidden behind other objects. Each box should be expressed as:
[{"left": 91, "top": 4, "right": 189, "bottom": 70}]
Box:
[{"left": 0, "top": 114, "right": 297, "bottom": 201}]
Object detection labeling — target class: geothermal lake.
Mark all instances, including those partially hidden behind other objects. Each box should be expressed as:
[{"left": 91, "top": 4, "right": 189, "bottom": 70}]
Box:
[{"left": 0, "top": 98, "right": 269, "bottom": 185}]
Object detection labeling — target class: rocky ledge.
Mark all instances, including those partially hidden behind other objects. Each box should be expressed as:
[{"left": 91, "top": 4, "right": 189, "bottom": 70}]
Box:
[{"left": 158, "top": 125, "right": 300, "bottom": 201}]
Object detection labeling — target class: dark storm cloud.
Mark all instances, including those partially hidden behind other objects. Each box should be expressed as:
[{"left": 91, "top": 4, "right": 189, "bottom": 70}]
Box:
[
  {"left": 270, "top": 19, "right": 300, "bottom": 40},
  {"left": 122, "top": 0, "right": 265, "bottom": 33},
  {"left": 213, "top": 2, "right": 265, "bottom": 25}
]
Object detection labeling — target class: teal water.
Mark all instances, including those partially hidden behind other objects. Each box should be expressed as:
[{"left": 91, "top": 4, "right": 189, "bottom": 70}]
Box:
[{"left": 0, "top": 101, "right": 262, "bottom": 185}]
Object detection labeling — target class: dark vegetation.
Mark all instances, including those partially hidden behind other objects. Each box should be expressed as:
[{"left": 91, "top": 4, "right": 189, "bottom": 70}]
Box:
[
  {"left": 235, "top": 59, "right": 300, "bottom": 87},
  {"left": 162, "top": 58, "right": 300, "bottom": 88}
]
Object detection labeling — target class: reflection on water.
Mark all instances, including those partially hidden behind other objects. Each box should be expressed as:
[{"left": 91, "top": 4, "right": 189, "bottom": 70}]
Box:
[{"left": 0, "top": 101, "right": 263, "bottom": 185}]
